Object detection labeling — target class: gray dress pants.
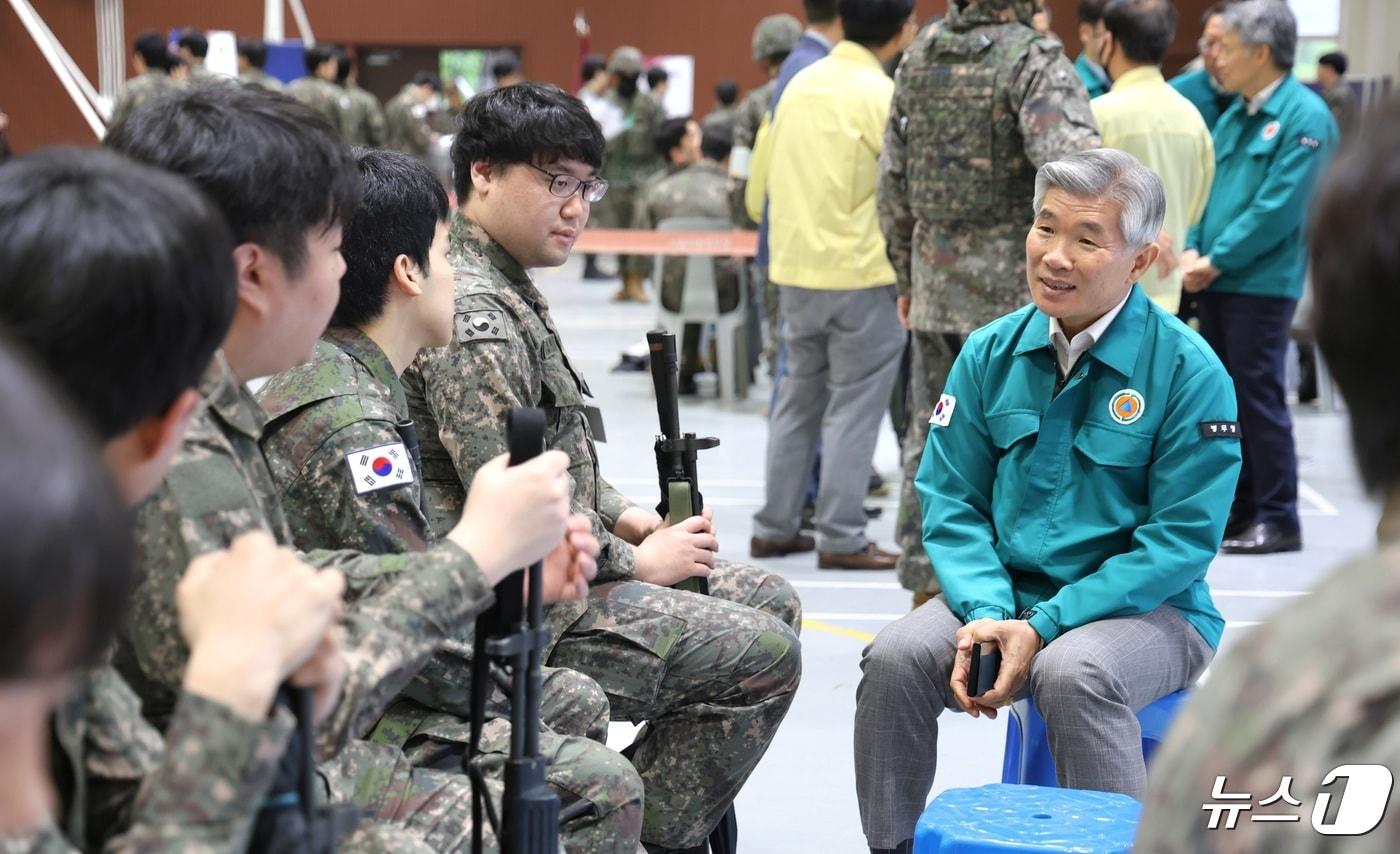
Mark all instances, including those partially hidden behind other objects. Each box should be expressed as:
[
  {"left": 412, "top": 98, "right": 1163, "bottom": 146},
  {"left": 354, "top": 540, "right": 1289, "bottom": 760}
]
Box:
[
  {"left": 853, "top": 595, "right": 1213, "bottom": 849},
  {"left": 752, "top": 284, "right": 903, "bottom": 553}
]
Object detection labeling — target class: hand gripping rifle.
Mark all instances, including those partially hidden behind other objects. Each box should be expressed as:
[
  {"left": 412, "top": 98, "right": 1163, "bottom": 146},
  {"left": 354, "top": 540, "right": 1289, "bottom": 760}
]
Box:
[
  {"left": 467, "top": 408, "right": 560, "bottom": 854},
  {"left": 647, "top": 330, "right": 719, "bottom": 597},
  {"left": 645, "top": 331, "right": 740, "bottom": 851}
]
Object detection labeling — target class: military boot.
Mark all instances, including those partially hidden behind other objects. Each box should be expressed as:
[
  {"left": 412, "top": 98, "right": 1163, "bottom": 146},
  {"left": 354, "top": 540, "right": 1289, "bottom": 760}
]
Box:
[{"left": 611, "top": 271, "right": 649, "bottom": 303}]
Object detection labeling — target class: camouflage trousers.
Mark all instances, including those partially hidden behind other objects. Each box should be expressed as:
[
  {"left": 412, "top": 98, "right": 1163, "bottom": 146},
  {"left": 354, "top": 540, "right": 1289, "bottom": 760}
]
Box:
[
  {"left": 590, "top": 183, "right": 648, "bottom": 278},
  {"left": 895, "top": 331, "right": 964, "bottom": 595},
  {"left": 757, "top": 264, "right": 779, "bottom": 379},
  {"left": 548, "top": 559, "right": 803, "bottom": 848}
]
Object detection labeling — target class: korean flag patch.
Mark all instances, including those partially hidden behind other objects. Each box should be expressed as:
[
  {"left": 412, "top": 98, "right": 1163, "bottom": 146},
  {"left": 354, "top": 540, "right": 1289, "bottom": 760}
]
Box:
[
  {"left": 346, "top": 442, "right": 414, "bottom": 495},
  {"left": 930, "top": 394, "right": 957, "bottom": 427}
]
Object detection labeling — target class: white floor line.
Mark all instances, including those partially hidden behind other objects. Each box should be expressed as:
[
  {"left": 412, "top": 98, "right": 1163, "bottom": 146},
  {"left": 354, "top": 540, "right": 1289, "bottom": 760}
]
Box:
[
  {"left": 793, "top": 580, "right": 903, "bottom": 590},
  {"left": 1299, "top": 480, "right": 1340, "bottom": 516}
]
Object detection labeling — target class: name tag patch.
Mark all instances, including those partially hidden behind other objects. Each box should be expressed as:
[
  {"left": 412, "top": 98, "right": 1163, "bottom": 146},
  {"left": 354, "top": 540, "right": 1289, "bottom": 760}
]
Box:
[
  {"left": 1299, "top": 135, "right": 1321, "bottom": 150},
  {"left": 1198, "top": 421, "right": 1241, "bottom": 439},
  {"left": 930, "top": 394, "right": 957, "bottom": 427},
  {"left": 346, "top": 441, "right": 415, "bottom": 494}
]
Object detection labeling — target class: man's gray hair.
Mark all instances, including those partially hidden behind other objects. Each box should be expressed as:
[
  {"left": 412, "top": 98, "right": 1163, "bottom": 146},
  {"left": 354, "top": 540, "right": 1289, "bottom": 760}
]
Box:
[
  {"left": 1221, "top": 0, "right": 1297, "bottom": 71},
  {"left": 1032, "top": 148, "right": 1166, "bottom": 249}
]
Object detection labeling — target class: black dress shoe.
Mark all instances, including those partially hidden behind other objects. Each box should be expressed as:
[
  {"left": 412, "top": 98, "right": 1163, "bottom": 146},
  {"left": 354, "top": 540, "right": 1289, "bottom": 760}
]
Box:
[
  {"left": 1223, "top": 512, "right": 1253, "bottom": 540},
  {"left": 1221, "top": 522, "right": 1302, "bottom": 555}
]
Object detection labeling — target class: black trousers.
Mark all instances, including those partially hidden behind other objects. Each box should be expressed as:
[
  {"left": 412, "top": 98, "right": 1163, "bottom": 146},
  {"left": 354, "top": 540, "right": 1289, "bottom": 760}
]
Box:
[{"left": 1195, "top": 290, "right": 1300, "bottom": 532}]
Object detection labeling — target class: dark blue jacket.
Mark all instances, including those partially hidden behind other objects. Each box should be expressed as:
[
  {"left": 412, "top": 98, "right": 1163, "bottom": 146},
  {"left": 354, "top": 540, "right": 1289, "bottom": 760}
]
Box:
[{"left": 758, "top": 32, "right": 832, "bottom": 267}]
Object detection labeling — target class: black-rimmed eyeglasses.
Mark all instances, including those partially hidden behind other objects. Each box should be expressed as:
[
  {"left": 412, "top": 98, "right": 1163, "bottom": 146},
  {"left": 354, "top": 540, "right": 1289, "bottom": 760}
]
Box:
[{"left": 526, "top": 163, "right": 609, "bottom": 203}]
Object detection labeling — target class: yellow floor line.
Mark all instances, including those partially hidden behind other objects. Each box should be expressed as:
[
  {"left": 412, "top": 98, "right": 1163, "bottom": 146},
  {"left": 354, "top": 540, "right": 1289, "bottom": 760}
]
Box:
[{"left": 802, "top": 617, "right": 876, "bottom": 644}]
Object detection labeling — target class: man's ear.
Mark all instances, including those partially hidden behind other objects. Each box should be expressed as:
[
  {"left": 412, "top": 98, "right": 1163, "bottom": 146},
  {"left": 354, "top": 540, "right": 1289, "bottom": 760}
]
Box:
[
  {"left": 1129, "top": 241, "right": 1161, "bottom": 284},
  {"left": 232, "top": 242, "right": 280, "bottom": 321},
  {"left": 389, "top": 253, "right": 425, "bottom": 298},
  {"left": 470, "top": 160, "right": 495, "bottom": 197},
  {"left": 136, "top": 388, "right": 202, "bottom": 465}
]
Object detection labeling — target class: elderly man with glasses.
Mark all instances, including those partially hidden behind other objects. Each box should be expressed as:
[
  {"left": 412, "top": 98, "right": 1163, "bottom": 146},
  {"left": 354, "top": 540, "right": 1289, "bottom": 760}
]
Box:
[{"left": 855, "top": 148, "right": 1241, "bottom": 854}]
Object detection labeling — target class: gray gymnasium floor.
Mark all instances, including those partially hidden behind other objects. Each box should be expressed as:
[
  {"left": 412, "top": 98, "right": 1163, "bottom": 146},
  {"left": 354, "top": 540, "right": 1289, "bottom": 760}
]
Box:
[{"left": 536, "top": 259, "right": 1377, "bottom": 852}]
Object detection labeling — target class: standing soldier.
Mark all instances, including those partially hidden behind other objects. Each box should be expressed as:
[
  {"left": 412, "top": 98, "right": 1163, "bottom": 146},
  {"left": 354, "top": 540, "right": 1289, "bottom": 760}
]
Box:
[
  {"left": 237, "top": 37, "right": 282, "bottom": 91},
  {"left": 110, "top": 31, "right": 181, "bottom": 129},
  {"left": 879, "top": 0, "right": 1099, "bottom": 606},
  {"left": 592, "top": 46, "right": 666, "bottom": 303},
  {"left": 176, "top": 30, "right": 217, "bottom": 83},
  {"left": 336, "top": 51, "right": 387, "bottom": 147},
  {"left": 287, "top": 45, "right": 347, "bottom": 136},
  {"left": 731, "top": 14, "right": 802, "bottom": 374},
  {"left": 385, "top": 72, "right": 441, "bottom": 162}
]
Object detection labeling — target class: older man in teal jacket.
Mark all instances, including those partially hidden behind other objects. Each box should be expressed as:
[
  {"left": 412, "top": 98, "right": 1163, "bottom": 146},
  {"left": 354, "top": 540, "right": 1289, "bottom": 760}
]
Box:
[
  {"left": 1180, "top": 0, "right": 1337, "bottom": 555},
  {"left": 855, "top": 148, "right": 1240, "bottom": 854}
]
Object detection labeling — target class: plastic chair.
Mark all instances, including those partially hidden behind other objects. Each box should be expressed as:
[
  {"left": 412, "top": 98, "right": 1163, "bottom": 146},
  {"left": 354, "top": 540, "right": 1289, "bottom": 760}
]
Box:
[
  {"left": 1001, "top": 690, "right": 1190, "bottom": 787},
  {"left": 914, "top": 784, "right": 1140, "bottom": 853},
  {"left": 651, "top": 217, "right": 749, "bottom": 401}
]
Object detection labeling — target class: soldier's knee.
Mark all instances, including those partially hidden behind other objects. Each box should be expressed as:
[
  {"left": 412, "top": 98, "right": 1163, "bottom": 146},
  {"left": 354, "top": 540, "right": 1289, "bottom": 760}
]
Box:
[
  {"left": 545, "top": 667, "right": 612, "bottom": 742},
  {"left": 738, "top": 617, "right": 802, "bottom": 701},
  {"left": 556, "top": 741, "right": 645, "bottom": 846}
]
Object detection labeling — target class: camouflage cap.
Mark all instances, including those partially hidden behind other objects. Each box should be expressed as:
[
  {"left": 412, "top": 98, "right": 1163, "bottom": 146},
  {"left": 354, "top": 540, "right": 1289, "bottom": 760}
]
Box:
[
  {"left": 608, "top": 46, "right": 644, "bottom": 75},
  {"left": 751, "top": 14, "right": 802, "bottom": 63}
]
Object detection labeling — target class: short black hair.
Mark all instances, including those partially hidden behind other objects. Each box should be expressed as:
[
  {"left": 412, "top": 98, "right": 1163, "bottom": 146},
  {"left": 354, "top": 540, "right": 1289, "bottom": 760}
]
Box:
[
  {"left": 333, "top": 148, "right": 450, "bottom": 329},
  {"left": 0, "top": 147, "right": 236, "bottom": 441},
  {"left": 0, "top": 333, "right": 131, "bottom": 680},
  {"left": 581, "top": 53, "right": 606, "bottom": 82},
  {"left": 177, "top": 29, "right": 208, "bottom": 58},
  {"left": 335, "top": 49, "right": 353, "bottom": 84},
  {"left": 714, "top": 79, "right": 739, "bottom": 106},
  {"left": 653, "top": 116, "right": 692, "bottom": 160},
  {"left": 839, "top": 0, "right": 916, "bottom": 48},
  {"left": 133, "top": 31, "right": 168, "bottom": 69},
  {"left": 304, "top": 44, "right": 336, "bottom": 75},
  {"left": 805, "top": 0, "right": 841, "bottom": 24},
  {"left": 701, "top": 126, "right": 733, "bottom": 162},
  {"left": 1078, "top": 0, "right": 1110, "bottom": 24},
  {"left": 105, "top": 84, "right": 359, "bottom": 277},
  {"left": 1319, "top": 51, "right": 1348, "bottom": 76},
  {"left": 1103, "top": 0, "right": 1177, "bottom": 65},
  {"left": 1310, "top": 103, "right": 1400, "bottom": 493},
  {"left": 647, "top": 67, "right": 670, "bottom": 89},
  {"left": 492, "top": 56, "right": 521, "bottom": 81},
  {"left": 237, "top": 36, "right": 268, "bottom": 68},
  {"left": 412, "top": 70, "right": 442, "bottom": 91},
  {"left": 451, "top": 82, "right": 604, "bottom": 200}
]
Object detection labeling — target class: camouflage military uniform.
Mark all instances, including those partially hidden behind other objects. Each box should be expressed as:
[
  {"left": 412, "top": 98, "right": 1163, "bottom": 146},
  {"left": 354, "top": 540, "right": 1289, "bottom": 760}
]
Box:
[
  {"left": 385, "top": 86, "right": 435, "bottom": 161},
  {"left": 109, "top": 71, "right": 182, "bottom": 129},
  {"left": 239, "top": 68, "right": 283, "bottom": 91},
  {"left": 254, "top": 327, "right": 645, "bottom": 852},
  {"left": 115, "top": 352, "right": 573, "bottom": 849},
  {"left": 1137, "top": 504, "right": 1400, "bottom": 852},
  {"left": 879, "top": 0, "right": 1100, "bottom": 595},
  {"left": 700, "top": 104, "right": 738, "bottom": 140},
  {"left": 636, "top": 159, "right": 741, "bottom": 315},
  {"left": 286, "top": 76, "right": 347, "bottom": 137},
  {"left": 591, "top": 89, "right": 666, "bottom": 276},
  {"left": 340, "top": 83, "right": 387, "bottom": 148},
  {"left": 402, "top": 216, "right": 804, "bottom": 849}
]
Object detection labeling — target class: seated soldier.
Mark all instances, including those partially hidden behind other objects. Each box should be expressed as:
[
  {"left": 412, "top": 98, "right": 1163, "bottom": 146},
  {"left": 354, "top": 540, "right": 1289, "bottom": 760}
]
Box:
[
  {"left": 855, "top": 149, "right": 1241, "bottom": 854},
  {"left": 636, "top": 123, "right": 741, "bottom": 392},
  {"left": 1136, "top": 102, "right": 1400, "bottom": 852},
  {"left": 0, "top": 147, "right": 352, "bottom": 851},
  {"left": 254, "top": 147, "right": 642, "bottom": 846},
  {"left": 101, "top": 84, "right": 637, "bottom": 850},
  {"left": 403, "top": 82, "right": 804, "bottom": 853}
]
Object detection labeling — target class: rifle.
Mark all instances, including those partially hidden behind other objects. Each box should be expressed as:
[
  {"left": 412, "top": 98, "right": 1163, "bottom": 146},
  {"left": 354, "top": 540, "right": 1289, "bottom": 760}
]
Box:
[
  {"left": 467, "top": 407, "right": 560, "bottom": 854},
  {"left": 646, "top": 330, "right": 719, "bottom": 596}
]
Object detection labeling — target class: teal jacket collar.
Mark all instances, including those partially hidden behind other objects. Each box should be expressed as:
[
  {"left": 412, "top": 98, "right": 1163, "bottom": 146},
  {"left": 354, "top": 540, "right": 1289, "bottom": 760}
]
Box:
[{"left": 1012, "top": 284, "right": 1148, "bottom": 378}]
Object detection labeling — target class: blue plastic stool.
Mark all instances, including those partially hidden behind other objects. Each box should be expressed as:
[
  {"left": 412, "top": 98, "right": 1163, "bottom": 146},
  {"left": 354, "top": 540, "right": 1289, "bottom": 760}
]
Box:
[
  {"left": 1001, "top": 690, "right": 1189, "bottom": 787},
  {"left": 914, "top": 784, "right": 1140, "bottom": 853}
]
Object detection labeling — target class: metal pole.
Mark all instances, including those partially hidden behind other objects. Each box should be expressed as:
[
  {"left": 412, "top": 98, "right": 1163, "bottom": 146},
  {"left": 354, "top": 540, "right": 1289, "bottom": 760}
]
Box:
[
  {"left": 286, "top": 0, "right": 314, "bottom": 45},
  {"left": 7, "top": 0, "right": 106, "bottom": 136},
  {"left": 95, "top": 0, "right": 122, "bottom": 102},
  {"left": 264, "top": 0, "right": 283, "bottom": 42}
]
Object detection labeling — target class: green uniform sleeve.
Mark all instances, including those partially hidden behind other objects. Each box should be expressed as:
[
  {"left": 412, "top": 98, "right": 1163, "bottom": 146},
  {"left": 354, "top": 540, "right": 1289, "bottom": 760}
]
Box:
[
  {"left": 915, "top": 341, "right": 1017, "bottom": 622},
  {"left": 1203, "top": 113, "right": 1337, "bottom": 274},
  {"left": 878, "top": 68, "right": 915, "bottom": 300},
  {"left": 1026, "top": 364, "right": 1241, "bottom": 642},
  {"left": 1009, "top": 41, "right": 1102, "bottom": 168}
]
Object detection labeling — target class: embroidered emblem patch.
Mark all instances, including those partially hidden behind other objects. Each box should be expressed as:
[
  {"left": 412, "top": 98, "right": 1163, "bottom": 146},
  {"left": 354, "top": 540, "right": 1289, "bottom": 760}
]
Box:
[
  {"left": 1261, "top": 120, "right": 1280, "bottom": 141},
  {"left": 457, "top": 309, "right": 506, "bottom": 343},
  {"left": 1109, "top": 389, "right": 1145, "bottom": 426},
  {"left": 930, "top": 394, "right": 957, "bottom": 427},
  {"left": 345, "top": 442, "right": 414, "bottom": 494}
]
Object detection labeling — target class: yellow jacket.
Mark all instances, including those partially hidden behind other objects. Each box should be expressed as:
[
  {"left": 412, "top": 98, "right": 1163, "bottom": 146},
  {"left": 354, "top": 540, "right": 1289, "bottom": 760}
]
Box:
[{"left": 747, "top": 41, "right": 897, "bottom": 290}]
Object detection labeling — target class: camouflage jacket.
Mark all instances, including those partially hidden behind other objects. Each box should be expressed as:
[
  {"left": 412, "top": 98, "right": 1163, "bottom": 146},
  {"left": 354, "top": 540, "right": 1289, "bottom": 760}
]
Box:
[
  {"left": 732, "top": 81, "right": 773, "bottom": 152},
  {"left": 700, "top": 104, "right": 738, "bottom": 139},
  {"left": 287, "top": 77, "right": 347, "bottom": 136},
  {"left": 635, "top": 160, "right": 742, "bottom": 313},
  {"left": 340, "top": 84, "right": 387, "bottom": 148},
  {"left": 14, "top": 666, "right": 293, "bottom": 853},
  {"left": 238, "top": 69, "right": 283, "bottom": 91},
  {"left": 878, "top": 1, "right": 1099, "bottom": 334},
  {"left": 118, "top": 352, "right": 493, "bottom": 758},
  {"left": 109, "top": 72, "right": 182, "bottom": 129},
  {"left": 1137, "top": 499, "right": 1400, "bottom": 851},
  {"left": 601, "top": 90, "right": 667, "bottom": 189},
  {"left": 385, "top": 87, "right": 433, "bottom": 158},
  {"left": 405, "top": 216, "right": 639, "bottom": 591}
]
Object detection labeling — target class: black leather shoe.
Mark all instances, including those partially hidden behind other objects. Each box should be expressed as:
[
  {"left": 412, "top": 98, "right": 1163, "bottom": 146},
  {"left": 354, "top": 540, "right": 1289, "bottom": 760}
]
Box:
[
  {"left": 1223, "top": 512, "right": 1253, "bottom": 540},
  {"left": 1221, "top": 522, "right": 1302, "bottom": 555},
  {"left": 750, "top": 533, "right": 816, "bottom": 558}
]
